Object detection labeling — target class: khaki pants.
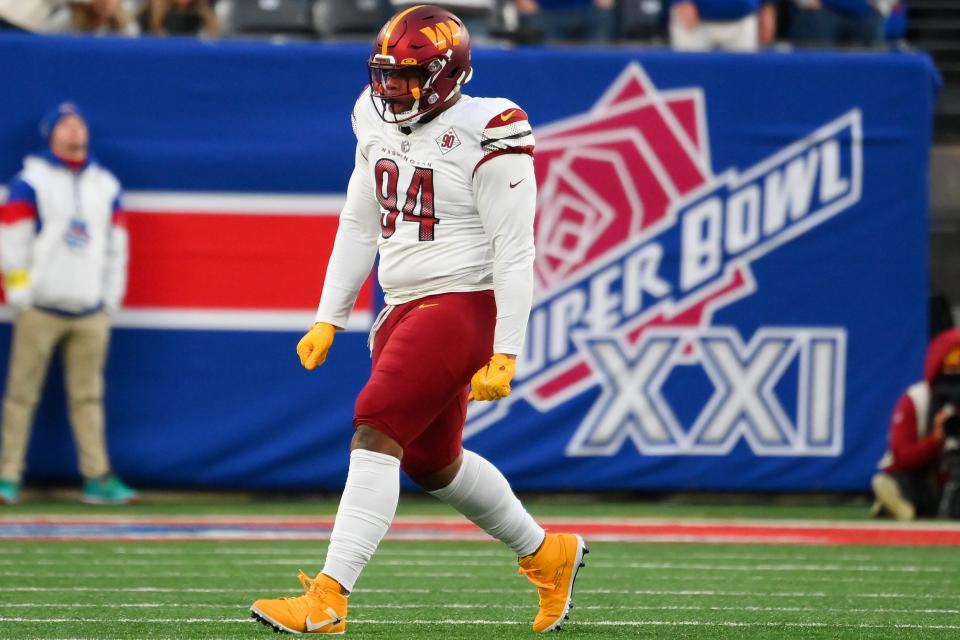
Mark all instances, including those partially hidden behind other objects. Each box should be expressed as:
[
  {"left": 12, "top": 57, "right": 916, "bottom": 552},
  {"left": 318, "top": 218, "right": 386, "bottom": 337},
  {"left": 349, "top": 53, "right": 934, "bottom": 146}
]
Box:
[{"left": 0, "top": 308, "right": 111, "bottom": 481}]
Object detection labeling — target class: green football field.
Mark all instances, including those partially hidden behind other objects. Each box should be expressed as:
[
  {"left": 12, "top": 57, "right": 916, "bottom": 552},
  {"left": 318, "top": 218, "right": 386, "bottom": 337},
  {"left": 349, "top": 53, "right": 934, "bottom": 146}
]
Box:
[{"left": 1, "top": 497, "right": 959, "bottom": 639}]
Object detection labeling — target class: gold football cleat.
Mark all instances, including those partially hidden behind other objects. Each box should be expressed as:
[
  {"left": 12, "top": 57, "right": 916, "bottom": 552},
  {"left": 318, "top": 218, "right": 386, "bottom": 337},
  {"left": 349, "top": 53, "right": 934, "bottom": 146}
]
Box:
[
  {"left": 251, "top": 570, "right": 348, "bottom": 634},
  {"left": 518, "top": 532, "right": 589, "bottom": 632}
]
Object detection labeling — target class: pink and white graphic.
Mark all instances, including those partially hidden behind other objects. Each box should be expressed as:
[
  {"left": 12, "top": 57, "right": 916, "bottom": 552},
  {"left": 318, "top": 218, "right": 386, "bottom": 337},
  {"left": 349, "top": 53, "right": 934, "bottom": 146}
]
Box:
[
  {"left": 534, "top": 62, "right": 712, "bottom": 289},
  {"left": 526, "top": 63, "right": 753, "bottom": 406}
]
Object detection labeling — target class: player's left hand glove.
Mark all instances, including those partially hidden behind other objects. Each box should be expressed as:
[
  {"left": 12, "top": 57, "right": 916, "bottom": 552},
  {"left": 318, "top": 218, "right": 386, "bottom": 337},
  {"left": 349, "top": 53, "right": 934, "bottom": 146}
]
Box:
[
  {"left": 468, "top": 353, "right": 517, "bottom": 401},
  {"left": 296, "top": 322, "right": 336, "bottom": 370}
]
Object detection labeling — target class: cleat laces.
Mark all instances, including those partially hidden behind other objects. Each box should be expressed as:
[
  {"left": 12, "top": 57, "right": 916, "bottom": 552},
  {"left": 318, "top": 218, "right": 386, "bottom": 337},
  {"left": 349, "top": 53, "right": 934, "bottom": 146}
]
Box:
[
  {"left": 277, "top": 570, "right": 330, "bottom": 606},
  {"left": 300, "top": 570, "right": 329, "bottom": 597}
]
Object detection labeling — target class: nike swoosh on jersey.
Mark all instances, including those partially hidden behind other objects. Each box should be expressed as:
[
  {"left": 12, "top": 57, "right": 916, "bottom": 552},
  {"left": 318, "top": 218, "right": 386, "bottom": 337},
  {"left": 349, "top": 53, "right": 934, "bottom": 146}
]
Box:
[
  {"left": 418, "top": 303, "right": 440, "bottom": 309},
  {"left": 305, "top": 612, "right": 341, "bottom": 632},
  {"left": 509, "top": 179, "right": 525, "bottom": 188},
  {"left": 500, "top": 109, "right": 517, "bottom": 122}
]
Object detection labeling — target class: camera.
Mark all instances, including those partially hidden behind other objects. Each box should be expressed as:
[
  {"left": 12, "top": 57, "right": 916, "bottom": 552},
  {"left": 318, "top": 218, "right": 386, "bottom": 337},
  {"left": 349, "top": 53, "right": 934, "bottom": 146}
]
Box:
[
  {"left": 945, "top": 414, "right": 960, "bottom": 440},
  {"left": 939, "top": 413, "right": 960, "bottom": 518}
]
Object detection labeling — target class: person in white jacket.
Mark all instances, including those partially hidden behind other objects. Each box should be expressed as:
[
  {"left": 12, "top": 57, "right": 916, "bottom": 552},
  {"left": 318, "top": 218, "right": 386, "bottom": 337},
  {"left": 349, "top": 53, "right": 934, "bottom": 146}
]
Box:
[{"left": 0, "top": 102, "right": 137, "bottom": 506}]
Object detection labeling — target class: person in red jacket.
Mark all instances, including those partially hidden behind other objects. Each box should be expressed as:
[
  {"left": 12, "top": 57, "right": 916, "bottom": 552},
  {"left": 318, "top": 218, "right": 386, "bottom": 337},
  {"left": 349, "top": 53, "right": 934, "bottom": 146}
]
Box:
[{"left": 872, "top": 329, "right": 960, "bottom": 520}]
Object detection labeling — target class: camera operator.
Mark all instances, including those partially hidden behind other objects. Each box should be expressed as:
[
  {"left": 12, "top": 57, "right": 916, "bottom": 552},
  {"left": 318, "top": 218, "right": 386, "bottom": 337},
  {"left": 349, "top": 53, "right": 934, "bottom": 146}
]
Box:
[{"left": 872, "top": 328, "right": 960, "bottom": 520}]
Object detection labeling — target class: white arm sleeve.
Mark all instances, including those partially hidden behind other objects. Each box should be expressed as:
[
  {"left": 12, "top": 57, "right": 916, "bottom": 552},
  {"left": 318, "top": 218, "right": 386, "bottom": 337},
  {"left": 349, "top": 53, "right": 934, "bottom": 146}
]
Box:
[
  {"left": 315, "top": 147, "right": 381, "bottom": 328},
  {"left": 474, "top": 153, "right": 537, "bottom": 355},
  {"left": 102, "top": 184, "right": 128, "bottom": 311},
  {"left": 103, "top": 222, "right": 129, "bottom": 311},
  {"left": 0, "top": 219, "right": 34, "bottom": 275}
]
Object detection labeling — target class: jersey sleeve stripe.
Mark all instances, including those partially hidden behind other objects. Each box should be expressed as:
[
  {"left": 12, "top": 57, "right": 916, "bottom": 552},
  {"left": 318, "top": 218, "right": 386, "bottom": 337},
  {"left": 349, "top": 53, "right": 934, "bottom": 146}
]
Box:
[
  {"left": 482, "top": 121, "right": 532, "bottom": 138},
  {"left": 481, "top": 126, "right": 536, "bottom": 153},
  {"left": 473, "top": 146, "right": 535, "bottom": 176},
  {"left": 481, "top": 130, "right": 534, "bottom": 146},
  {"left": 0, "top": 201, "right": 37, "bottom": 225}
]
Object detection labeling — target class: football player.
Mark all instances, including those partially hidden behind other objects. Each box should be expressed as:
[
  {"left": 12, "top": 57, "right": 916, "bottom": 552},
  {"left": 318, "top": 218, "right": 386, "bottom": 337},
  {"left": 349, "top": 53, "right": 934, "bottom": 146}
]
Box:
[{"left": 250, "top": 4, "right": 587, "bottom": 635}]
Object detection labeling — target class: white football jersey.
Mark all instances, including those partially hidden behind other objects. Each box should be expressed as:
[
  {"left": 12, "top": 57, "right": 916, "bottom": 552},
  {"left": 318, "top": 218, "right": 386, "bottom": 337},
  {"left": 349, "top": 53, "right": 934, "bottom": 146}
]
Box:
[
  {"left": 316, "top": 87, "right": 537, "bottom": 354},
  {"left": 352, "top": 87, "right": 535, "bottom": 303}
]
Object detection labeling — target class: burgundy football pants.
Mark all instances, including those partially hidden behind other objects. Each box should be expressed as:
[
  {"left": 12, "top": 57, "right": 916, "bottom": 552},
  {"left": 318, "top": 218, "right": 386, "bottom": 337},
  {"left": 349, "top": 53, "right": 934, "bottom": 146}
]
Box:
[{"left": 354, "top": 290, "right": 496, "bottom": 478}]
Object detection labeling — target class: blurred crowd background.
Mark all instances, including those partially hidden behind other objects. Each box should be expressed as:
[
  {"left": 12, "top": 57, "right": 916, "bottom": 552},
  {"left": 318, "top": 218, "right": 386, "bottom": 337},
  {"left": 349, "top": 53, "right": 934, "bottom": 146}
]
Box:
[
  {"left": 0, "top": 2, "right": 955, "bottom": 139},
  {"left": 0, "top": 1, "right": 927, "bottom": 50},
  {"left": 0, "top": 3, "right": 954, "bottom": 142}
]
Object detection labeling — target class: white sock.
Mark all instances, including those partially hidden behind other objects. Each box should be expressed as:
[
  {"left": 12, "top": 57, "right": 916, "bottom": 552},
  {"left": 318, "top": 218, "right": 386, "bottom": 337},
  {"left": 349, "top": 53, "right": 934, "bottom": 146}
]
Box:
[
  {"left": 321, "top": 449, "right": 400, "bottom": 592},
  {"left": 429, "top": 449, "right": 544, "bottom": 557}
]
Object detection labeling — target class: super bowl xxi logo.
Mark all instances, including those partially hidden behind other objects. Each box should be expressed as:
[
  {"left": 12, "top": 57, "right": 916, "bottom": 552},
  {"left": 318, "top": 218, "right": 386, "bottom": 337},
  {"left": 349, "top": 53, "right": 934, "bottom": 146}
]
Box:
[{"left": 466, "top": 63, "right": 862, "bottom": 458}]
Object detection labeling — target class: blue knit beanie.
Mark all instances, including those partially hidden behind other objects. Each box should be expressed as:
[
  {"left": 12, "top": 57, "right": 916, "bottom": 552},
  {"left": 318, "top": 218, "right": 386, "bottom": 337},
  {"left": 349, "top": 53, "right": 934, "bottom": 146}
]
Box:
[{"left": 39, "top": 102, "right": 86, "bottom": 139}]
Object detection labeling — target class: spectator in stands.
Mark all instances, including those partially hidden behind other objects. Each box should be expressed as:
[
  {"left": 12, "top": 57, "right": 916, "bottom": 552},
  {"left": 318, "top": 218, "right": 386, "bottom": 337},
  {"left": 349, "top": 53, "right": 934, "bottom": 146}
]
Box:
[
  {"left": 139, "top": 0, "right": 218, "bottom": 37},
  {"left": 515, "top": 0, "right": 615, "bottom": 44},
  {"left": 871, "top": 329, "right": 960, "bottom": 520},
  {"left": 60, "top": 0, "right": 135, "bottom": 35},
  {"left": 1, "top": 0, "right": 138, "bottom": 34},
  {"left": 884, "top": 0, "right": 906, "bottom": 43},
  {"left": 790, "top": 0, "right": 893, "bottom": 47},
  {"left": 0, "top": 0, "right": 69, "bottom": 31},
  {"left": 669, "top": 0, "right": 777, "bottom": 51},
  {"left": 0, "top": 103, "right": 137, "bottom": 506}
]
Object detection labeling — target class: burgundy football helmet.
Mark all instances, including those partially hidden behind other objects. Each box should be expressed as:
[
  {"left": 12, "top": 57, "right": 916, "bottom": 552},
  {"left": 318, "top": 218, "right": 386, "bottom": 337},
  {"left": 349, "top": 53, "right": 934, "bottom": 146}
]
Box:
[{"left": 368, "top": 5, "right": 473, "bottom": 125}]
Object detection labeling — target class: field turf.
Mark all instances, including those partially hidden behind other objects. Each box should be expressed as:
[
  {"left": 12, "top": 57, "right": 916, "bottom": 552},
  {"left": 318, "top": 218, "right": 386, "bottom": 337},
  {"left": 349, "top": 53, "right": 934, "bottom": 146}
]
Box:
[{"left": 1, "top": 497, "right": 959, "bottom": 639}]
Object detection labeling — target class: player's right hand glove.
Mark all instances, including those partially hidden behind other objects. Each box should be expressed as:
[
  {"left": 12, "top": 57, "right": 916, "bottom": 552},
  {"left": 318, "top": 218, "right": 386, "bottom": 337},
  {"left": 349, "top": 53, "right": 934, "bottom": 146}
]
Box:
[
  {"left": 296, "top": 322, "right": 336, "bottom": 370},
  {"left": 468, "top": 353, "right": 517, "bottom": 401}
]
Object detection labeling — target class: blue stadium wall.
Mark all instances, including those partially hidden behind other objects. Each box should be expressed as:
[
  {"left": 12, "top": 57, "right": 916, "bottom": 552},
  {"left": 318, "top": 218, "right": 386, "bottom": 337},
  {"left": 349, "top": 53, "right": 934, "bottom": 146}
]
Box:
[{"left": 0, "top": 35, "right": 938, "bottom": 492}]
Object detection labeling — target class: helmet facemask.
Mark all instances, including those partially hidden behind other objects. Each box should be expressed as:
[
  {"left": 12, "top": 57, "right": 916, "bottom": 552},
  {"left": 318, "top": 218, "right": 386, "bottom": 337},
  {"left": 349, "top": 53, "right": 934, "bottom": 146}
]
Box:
[{"left": 368, "top": 52, "right": 454, "bottom": 125}]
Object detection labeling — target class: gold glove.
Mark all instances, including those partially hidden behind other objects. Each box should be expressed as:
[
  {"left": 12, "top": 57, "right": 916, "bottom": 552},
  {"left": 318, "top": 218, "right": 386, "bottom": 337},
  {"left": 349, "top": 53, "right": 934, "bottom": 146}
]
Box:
[
  {"left": 468, "top": 353, "right": 517, "bottom": 401},
  {"left": 296, "top": 322, "right": 337, "bottom": 370}
]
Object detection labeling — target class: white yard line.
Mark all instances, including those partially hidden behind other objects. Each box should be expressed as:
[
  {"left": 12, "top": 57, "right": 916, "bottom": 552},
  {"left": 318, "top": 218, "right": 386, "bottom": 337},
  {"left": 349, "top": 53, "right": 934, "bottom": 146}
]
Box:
[
  {"left": 1, "top": 618, "right": 959, "bottom": 630},
  {"left": 6, "top": 586, "right": 958, "bottom": 601},
  {"left": 2, "top": 602, "right": 958, "bottom": 615},
  {"left": 1, "top": 560, "right": 949, "bottom": 577},
  {"left": 0, "top": 546, "right": 923, "bottom": 563},
  {"left": 579, "top": 572, "right": 959, "bottom": 586},
  {"left": 6, "top": 555, "right": 954, "bottom": 570},
  {"left": 595, "top": 561, "right": 950, "bottom": 573}
]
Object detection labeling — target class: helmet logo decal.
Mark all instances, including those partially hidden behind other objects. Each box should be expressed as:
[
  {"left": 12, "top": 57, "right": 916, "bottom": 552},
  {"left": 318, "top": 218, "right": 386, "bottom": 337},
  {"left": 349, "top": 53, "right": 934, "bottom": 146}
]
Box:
[{"left": 419, "top": 21, "right": 461, "bottom": 51}]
